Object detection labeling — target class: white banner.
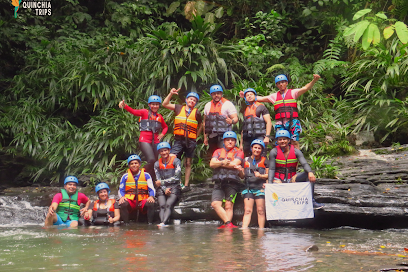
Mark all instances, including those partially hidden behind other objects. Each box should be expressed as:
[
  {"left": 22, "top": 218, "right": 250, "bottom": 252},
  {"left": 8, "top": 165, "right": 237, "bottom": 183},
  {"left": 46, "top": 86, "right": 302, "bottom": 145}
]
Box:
[{"left": 265, "top": 183, "right": 314, "bottom": 220}]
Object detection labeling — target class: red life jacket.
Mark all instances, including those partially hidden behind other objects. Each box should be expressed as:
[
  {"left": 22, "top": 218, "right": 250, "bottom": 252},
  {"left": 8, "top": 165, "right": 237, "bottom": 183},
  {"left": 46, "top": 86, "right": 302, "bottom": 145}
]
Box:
[
  {"left": 274, "top": 145, "right": 298, "bottom": 181},
  {"left": 273, "top": 89, "right": 298, "bottom": 121},
  {"left": 243, "top": 101, "right": 266, "bottom": 138},
  {"left": 205, "top": 98, "right": 230, "bottom": 135}
]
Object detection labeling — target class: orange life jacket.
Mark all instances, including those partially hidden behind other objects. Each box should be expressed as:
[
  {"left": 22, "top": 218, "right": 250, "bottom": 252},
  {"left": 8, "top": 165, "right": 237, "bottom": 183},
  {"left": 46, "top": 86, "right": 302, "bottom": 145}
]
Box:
[
  {"left": 205, "top": 98, "right": 230, "bottom": 135},
  {"left": 212, "top": 147, "right": 241, "bottom": 183},
  {"left": 243, "top": 101, "right": 266, "bottom": 138},
  {"left": 274, "top": 145, "right": 298, "bottom": 181},
  {"left": 174, "top": 106, "right": 199, "bottom": 139},
  {"left": 158, "top": 154, "right": 177, "bottom": 183},
  {"left": 274, "top": 89, "right": 298, "bottom": 121},
  {"left": 93, "top": 199, "right": 116, "bottom": 212},
  {"left": 124, "top": 168, "right": 149, "bottom": 201}
]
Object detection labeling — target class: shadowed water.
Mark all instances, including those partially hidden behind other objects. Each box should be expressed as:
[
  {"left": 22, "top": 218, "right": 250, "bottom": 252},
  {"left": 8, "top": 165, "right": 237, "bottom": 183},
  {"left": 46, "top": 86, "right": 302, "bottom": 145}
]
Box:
[{"left": 1, "top": 223, "right": 408, "bottom": 272}]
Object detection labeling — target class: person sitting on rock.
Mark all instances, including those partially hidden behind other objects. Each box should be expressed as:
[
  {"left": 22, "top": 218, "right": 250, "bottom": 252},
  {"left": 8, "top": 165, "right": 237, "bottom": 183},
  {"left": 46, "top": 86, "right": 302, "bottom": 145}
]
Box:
[
  {"left": 118, "top": 155, "right": 156, "bottom": 224},
  {"left": 267, "top": 130, "right": 323, "bottom": 209},
  {"left": 154, "top": 142, "right": 182, "bottom": 227},
  {"left": 83, "top": 182, "right": 120, "bottom": 226},
  {"left": 44, "top": 176, "right": 90, "bottom": 227},
  {"left": 239, "top": 139, "right": 269, "bottom": 229},
  {"left": 210, "top": 131, "right": 244, "bottom": 229}
]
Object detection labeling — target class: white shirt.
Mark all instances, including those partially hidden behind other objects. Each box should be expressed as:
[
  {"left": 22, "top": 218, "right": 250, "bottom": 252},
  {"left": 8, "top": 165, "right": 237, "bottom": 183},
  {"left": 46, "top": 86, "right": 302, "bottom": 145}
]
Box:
[{"left": 204, "top": 99, "right": 237, "bottom": 117}]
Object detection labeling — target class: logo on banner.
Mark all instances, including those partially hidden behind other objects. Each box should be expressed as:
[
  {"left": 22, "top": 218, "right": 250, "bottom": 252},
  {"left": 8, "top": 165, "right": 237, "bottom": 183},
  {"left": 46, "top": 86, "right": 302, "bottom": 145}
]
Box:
[
  {"left": 271, "top": 191, "right": 309, "bottom": 206},
  {"left": 11, "top": 0, "right": 52, "bottom": 18},
  {"left": 272, "top": 192, "right": 280, "bottom": 206}
]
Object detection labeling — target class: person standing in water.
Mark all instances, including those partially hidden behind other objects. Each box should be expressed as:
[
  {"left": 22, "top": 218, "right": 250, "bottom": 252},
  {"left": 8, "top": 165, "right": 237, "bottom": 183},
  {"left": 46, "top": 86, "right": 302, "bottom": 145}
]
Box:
[
  {"left": 210, "top": 131, "right": 244, "bottom": 229},
  {"left": 119, "top": 95, "right": 168, "bottom": 178},
  {"left": 240, "top": 74, "right": 321, "bottom": 150},
  {"left": 44, "top": 176, "right": 90, "bottom": 227},
  {"left": 162, "top": 88, "right": 202, "bottom": 192},
  {"left": 239, "top": 139, "right": 269, "bottom": 229},
  {"left": 154, "top": 142, "right": 182, "bottom": 227},
  {"left": 267, "top": 130, "right": 323, "bottom": 209}
]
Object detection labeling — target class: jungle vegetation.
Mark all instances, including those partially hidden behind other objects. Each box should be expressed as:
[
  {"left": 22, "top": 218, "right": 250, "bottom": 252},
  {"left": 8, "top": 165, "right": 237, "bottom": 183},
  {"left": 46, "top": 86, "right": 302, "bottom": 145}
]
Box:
[{"left": 0, "top": 0, "right": 407, "bottom": 184}]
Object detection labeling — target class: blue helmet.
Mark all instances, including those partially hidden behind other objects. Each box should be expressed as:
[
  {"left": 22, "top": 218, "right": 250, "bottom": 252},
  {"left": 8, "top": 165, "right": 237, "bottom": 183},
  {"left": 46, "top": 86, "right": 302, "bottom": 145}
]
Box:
[
  {"left": 275, "top": 130, "right": 291, "bottom": 139},
  {"left": 95, "top": 182, "right": 110, "bottom": 194},
  {"left": 127, "top": 154, "right": 141, "bottom": 165},
  {"left": 251, "top": 139, "right": 265, "bottom": 149},
  {"left": 64, "top": 176, "right": 78, "bottom": 185},
  {"left": 244, "top": 88, "right": 257, "bottom": 96},
  {"left": 209, "top": 85, "right": 223, "bottom": 94},
  {"left": 148, "top": 95, "right": 162, "bottom": 104},
  {"left": 186, "top": 92, "right": 199, "bottom": 102},
  {"left": 275, "top": 74, "right": 288, "bottom": 84},
  {"left": 223, "top": 131, "right": 237, "bottom": 140},
  {"left": 157, "top": 142, "right": 171, "bottom": 151}
]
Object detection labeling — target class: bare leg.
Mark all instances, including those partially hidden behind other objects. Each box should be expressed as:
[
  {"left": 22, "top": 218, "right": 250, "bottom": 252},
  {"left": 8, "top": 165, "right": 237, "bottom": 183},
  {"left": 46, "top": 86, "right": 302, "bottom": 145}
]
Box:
[
  {"left": 242, "top": 198, "right": 254, "bottom": 228},
  {"left": 211, "top": 201, "right": 229, "bottom": 223},
  {"left": 70, "top": 221, "right": 78, "bottom": 227},
  {"left": 224, "top": 200, "right": 234, "bottom": 222},
  {"left": 255, "top": 198, "right": 266, "bottom": 228},
  {"left": 184, "top": 158, "right": 192, "bottom": 187},
  {"left": 44, "top": 212, "right": 57, "bottom": 227}
]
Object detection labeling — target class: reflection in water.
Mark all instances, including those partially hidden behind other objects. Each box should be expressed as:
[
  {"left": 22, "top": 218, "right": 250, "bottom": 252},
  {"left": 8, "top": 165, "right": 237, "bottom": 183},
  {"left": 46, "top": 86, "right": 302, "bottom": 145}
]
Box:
[
  {"left": 0, "top": 225, "right": 407, "bottom": 271},
  {"left": 261, "top": 232, "right": 315, "bottom": 271}
]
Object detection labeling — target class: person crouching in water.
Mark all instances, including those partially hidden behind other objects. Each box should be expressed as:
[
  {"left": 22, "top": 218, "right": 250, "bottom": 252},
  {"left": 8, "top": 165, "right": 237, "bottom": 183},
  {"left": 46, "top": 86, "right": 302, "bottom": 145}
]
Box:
[
  {"left": 154, "top": 142, "right": 182, "bottom": 227},
  {"left": 267, "top": 130, "right": 323, "bottom": 209},
  {"left": 118, "top": 155, "right": 156, "bottom": 224},
  {"left": 83, "top": 183, "right": 120, "bottom": 226},
  {"left": 238, "top": 139, "right": 269, "bottom": 229},
  {"left": 210, "top": 131, "right": 244, "bottom": 229},
  {"left": 44, "top": 176, "right": 90, "bottom": 227}
]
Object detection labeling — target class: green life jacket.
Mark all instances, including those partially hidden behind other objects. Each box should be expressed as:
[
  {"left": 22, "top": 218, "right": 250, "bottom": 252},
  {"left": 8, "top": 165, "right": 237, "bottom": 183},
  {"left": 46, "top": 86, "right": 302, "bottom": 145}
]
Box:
[{"left": 56, "top": 189, "right": 80, "bottom": 221}]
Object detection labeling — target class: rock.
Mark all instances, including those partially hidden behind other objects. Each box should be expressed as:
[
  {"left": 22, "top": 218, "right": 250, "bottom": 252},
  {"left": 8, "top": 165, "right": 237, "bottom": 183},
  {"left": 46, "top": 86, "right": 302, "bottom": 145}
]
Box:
[{"left": 304, "top": 245, "right": 319, "bottom": 252}]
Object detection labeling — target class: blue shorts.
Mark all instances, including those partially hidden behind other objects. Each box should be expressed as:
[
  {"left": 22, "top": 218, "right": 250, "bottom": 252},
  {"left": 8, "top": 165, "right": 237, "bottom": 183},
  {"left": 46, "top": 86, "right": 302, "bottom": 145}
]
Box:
[
  {"left": 242, "top": 189, "right": 265, "bottom": 199},
  {"left": 54, "top": 214, "right": 76, "bottom": 227},
  {"left": 275, "top": 119, "right": 302, "bottom": 141}
]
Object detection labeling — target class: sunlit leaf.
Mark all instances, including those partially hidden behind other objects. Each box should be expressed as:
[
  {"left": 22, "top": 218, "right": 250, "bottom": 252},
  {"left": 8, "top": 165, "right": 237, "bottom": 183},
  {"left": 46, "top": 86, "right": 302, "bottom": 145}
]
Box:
[
  {"left": 353, "top": 9, "right": 372, "bottom": 20},
  {"left": 395, "top": 21, "right": 408, "bottom": 44},
  {"left": 384, "top": 26, "right": 395, "bottom": 40}
]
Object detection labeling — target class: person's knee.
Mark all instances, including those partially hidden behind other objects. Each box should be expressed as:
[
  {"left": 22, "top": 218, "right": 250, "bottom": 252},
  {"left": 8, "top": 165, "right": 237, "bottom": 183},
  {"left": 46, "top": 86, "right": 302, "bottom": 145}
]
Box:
[
  {"left": 224, "top": 201, "right": 234, "bottom": 211},
  {"left": 211, "top": 201, "right": 221, "bottom": 209},
  {"left": 185, "top": 159, "right": 192, "bottom": 168},
  {"left": 70, "top": 221, "right": 78, "bottom": 227},
  {"left": 257, "top": 207, "right": 265, "bottom": 216},
  {"left": 244, "top": 207, "right": 253, "bottom": 215}
]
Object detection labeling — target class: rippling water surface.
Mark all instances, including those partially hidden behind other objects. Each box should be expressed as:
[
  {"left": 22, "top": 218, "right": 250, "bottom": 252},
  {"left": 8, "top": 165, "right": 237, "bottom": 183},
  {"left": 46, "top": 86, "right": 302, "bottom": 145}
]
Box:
[{"left": 1, "top": 222, "right": 408, "bottom": 272}]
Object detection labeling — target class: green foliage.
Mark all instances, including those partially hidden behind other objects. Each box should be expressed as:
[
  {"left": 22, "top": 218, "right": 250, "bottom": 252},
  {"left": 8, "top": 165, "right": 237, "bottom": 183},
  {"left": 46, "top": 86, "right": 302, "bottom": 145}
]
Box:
[
  {"left": 344, "top": 8, "right": 408, "bottom": 49},
  {"left": 309, "top": 155, "right": 339, "bottom": 179}
]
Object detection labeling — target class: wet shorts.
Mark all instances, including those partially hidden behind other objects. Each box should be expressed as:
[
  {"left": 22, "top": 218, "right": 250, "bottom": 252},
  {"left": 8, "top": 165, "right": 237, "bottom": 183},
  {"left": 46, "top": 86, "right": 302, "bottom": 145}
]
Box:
[
  {"left": 275, "top": 119, "right": 302, "bottom": 141},
  {"left": 54, "top": 214, "right": 76, "bottom": 227},
  {"left": 171, "top": 138, "right": 197, "bottom": 158},
  {"left": 211, "top": 182, "right": 239, "bottom": 203},
  {"left": 241, "top": 188, "right": 265, "bottom": 199}
]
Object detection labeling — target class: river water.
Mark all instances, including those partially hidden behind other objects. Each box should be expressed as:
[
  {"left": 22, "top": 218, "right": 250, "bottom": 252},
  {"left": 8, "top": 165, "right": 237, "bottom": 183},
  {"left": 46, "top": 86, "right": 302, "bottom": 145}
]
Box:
[{"left": 1, "top": 197, "right": 408, "bottom": 271}]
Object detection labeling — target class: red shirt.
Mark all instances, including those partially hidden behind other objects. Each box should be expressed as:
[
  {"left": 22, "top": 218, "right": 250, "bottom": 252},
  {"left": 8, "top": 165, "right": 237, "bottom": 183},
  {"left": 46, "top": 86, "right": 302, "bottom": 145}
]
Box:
[
  {"left": 52, "top": 192, "right": 89, "bottom": 206},
  {"left": 124, "top": 106, "right": 168, "bottom": 144}
]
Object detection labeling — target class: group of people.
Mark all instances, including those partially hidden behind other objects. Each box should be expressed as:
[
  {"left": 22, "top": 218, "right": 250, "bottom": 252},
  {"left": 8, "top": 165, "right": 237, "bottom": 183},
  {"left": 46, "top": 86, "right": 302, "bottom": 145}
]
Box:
[{"left": 44, "top": 74, "right": 322, "bottom": 229}]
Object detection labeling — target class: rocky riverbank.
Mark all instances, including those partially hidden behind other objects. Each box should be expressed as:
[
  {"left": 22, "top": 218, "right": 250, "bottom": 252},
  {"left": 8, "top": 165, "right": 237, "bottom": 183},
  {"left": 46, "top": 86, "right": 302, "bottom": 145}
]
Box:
[{"left": 2, "top": 146, "right": 408, "bottom": 229}]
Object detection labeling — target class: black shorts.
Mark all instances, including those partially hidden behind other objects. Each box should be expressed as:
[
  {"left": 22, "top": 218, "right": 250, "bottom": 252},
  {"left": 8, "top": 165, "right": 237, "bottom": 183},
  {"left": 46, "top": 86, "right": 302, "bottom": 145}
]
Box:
[
  {"left": 171, "top": 138, "right": 197, "bottom": 158},
  {"left": 211, "top": 182, "right": 241, "bottom": 203}
]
